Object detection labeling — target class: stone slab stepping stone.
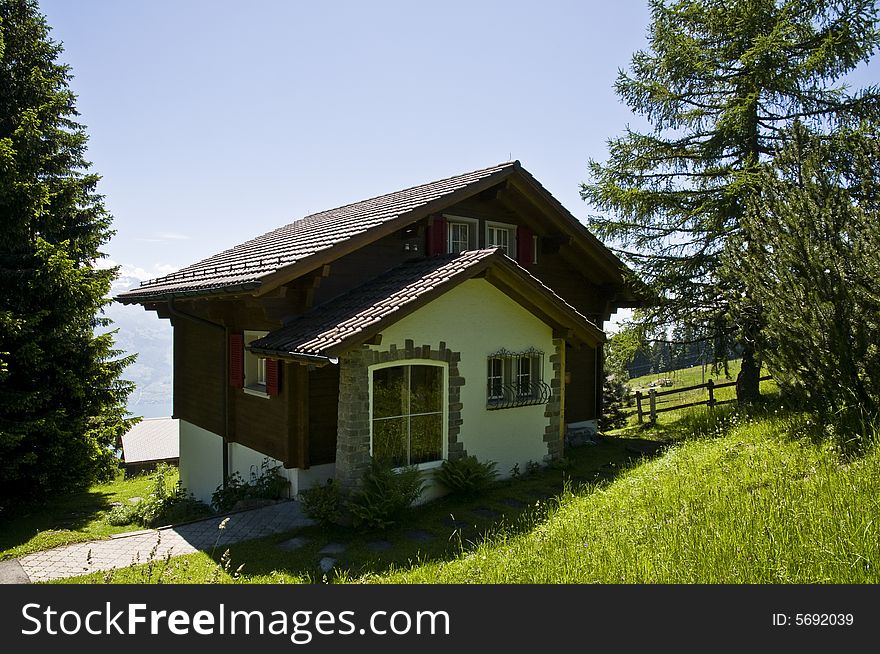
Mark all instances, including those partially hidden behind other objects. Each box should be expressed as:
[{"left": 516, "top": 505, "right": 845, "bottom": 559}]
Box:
[
  {"left": 404, "top": 530, "right": 435, "bottom": 543},
  {"left": 278, "top": 536, "right": 309, "bottom": 551},
  {"left": 471, "top": 507, "right": 501, "bottom": 520},
  {"left": 524, "top": 488, "right": 554, "bottom": 500},
  {"left": 366, "top": 540, "right": 392, "bottom": 552},
  {"left": 291, "top": 517, "right": 318, "bottom": 528},
  {"left": 499, "top": 498, "right": 527, "bottom": 509},
  {"left": 318, "top": 542, "right": 347, "bottom": 555},
  {"left": 319, "top": 557, "right": 336, "bottom": 573}
]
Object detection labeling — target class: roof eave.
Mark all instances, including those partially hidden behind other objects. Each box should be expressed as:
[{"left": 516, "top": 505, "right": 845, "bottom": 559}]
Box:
[{"left": 114, "top": 280, "right": 263, "bottom": 305}]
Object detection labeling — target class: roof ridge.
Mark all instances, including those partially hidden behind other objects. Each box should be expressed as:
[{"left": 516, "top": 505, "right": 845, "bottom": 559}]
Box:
[{"left": 295, "top": 161, "right": 518, "bottom": 222}]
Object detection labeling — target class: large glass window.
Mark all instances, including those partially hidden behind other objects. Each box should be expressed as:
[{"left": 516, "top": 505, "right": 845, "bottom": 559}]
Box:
[{"left": 372, "top": 364, "right": 444, "bottom": 467}]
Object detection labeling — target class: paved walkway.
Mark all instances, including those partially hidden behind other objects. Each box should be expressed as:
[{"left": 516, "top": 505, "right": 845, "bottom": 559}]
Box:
[{"left": 7, "top": 501, "right": 315, "bottom": 583}]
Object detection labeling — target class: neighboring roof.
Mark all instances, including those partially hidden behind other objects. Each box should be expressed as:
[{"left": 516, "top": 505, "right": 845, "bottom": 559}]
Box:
[
  {"left": 248, "top": 249, "right": 604, "bottom": 363},
  {"left": 121, "top": 418, "right": 179, "bottom": 464},
  {"left": 117, "top": 162, "right": 518, "bottom": 303}
]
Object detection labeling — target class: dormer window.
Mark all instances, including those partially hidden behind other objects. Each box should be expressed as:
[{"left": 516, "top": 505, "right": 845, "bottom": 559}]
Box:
[
  {"left": 445, "top": 216, "right": 478, "bottom": 254},
  {"left": 486, "top": 221, "right": 516, "bottom": 258}
]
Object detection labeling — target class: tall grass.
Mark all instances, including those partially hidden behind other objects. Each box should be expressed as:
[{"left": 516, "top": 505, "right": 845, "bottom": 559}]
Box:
[{"left": 372, "top": 412, "right": 880, "bottom": 583}]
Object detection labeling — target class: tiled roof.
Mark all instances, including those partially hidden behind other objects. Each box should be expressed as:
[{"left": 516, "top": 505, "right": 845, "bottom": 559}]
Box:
[
  {"left": 121, "top": 417, "right": 179, "bottom": 464},
  {"left": 117, "top": 162, "right": 517, "bottom": 302},
  {"left": 249, "top": 249, "right": 600, "bottom": 360}
]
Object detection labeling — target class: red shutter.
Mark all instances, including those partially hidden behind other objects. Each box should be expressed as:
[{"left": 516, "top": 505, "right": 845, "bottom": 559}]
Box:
[
  {"left": 517, "top": 226, "right": 534, "bottom": 266},
  {"left": 426, "top": 215, "right": 447, "bottom": 256},
  {"left": 266, "top": 359, "right": 280, "bottom": 396},
  {"left": 228, "top": 333, "right": 244, "bottom": 388}
]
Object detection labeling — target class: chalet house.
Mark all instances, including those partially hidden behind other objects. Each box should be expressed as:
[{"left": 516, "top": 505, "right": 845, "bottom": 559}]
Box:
[{"left": 117, "top": 162, "right": 638, "bottom": 504}]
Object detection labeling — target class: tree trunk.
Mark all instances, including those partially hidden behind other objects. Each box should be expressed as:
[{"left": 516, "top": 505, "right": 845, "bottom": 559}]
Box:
[{"left": 736, "top": 342, "right": 761, "bottom": 404}]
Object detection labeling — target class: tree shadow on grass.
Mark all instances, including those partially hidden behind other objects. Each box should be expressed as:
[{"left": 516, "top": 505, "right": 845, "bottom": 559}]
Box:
[
  {"left": 0, "top": 489, "right": 121, "bottom": 556},
  {"left": 217, "top": 435, "right": 669, "bottom": 583}
]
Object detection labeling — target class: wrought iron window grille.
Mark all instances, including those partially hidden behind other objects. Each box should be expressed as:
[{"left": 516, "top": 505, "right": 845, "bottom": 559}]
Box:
[{"left": 486, "top": 348, "right": 550, "bottom": 410}]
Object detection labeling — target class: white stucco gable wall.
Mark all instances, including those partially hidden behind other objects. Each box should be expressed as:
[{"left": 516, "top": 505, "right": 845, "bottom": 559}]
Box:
[{"left": 369, "top": 278, "right": 556, "bottom": 477}]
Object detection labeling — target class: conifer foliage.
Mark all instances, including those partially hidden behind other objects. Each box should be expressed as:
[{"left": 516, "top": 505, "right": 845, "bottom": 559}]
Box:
[
  {"left": 582, "top": 0, "right": 880, "bottom": 403},
  {"left": 0, "top": 0, "right": 134, "bottom": 510},
  {"left": 736, "top": 123, "right": 880, "bottom": 432}
]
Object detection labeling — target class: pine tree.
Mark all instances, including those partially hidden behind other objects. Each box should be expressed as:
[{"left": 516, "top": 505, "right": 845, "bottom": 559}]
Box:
[
  {"left": 582, "top": 0, "right": 880, "bottom": 403},
  {"left": 0, "top": 0, "right": 135, "bottom": 510},
  {"left": 736, "top": 121, "right": 880, "bottom": 435}
]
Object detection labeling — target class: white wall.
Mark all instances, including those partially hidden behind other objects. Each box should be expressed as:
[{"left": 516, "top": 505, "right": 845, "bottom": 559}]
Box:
[
  {"left": 371, "top": 279, "right": 555, "bottom": 479},
  {"left": 179, "top": 420, "right": 334, "bottom": 505},
  {"left": 179, "top": 420, "right": 225, "bottom": 505}
]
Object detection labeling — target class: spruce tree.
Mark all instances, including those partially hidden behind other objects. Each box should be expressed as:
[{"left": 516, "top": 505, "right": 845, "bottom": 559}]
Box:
[
  {"left": 582, "top": 0, "right": 880, "bottom": 403},
  {"left": 736, "top": 122, "right": 880, "bottom": 434},
  {"left": 0, "top": 0, "right": 134, "bottom": 511}
]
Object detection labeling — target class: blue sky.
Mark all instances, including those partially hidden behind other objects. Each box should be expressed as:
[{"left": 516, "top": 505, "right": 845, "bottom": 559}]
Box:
[
  {"left": 40, "top": 0, "right": 878, "bottom": 328},
  {"left": 40, "top": 1, "right": 651, "bottom": 297}
]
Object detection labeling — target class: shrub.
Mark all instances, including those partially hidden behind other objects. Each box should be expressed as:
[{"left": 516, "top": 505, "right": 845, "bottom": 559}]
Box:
[
  {"left": 211, "top": 460, "right": 290, "bottom": 512},
  {"left": 299, "top": 479, "right": 344, "bottom": 526},
  {"left": 435, "top": 456, "right": 498, "bottom": 495},
  {"left": 106, "top": 503, "right": 137, "bottom": 526},
  {"left": 114, "top": 464, "right": 212, "bottom": 528},
  {"left": 347, "top": 462, "right": 424, "bottom": 531}
]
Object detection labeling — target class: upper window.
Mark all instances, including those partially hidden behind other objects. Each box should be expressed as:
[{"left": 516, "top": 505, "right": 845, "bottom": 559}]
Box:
[
  {"left": 446, "top": 216, "right": 478, "bottom": 254},
  {"left": 486, "top": 348, "right": 548, "bottom": 409},
  {"left": 244, "top": 331, "right": 270, "bottom": 397},
  {"left": 371, "top": 363, "right": 446, "bottom": 467},
  {"left": 486, "top": 221, "right": 516, "bottom": 258}
]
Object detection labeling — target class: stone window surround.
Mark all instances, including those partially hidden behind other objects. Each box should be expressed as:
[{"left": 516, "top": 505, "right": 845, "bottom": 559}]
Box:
[
  {"left": 368, "top": 359, "right": 448, "bottom": 470},
  {"left": 335, "top": 340, "right": 465, "bottom": 489}
]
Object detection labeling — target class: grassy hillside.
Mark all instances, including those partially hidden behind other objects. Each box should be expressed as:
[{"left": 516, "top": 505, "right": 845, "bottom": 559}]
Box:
[
  {"left": 57, "top": 405, "right": 880, "bottom": 584},
  {"left": 369, "top": 410, "right": 879, "bottom": 583}
]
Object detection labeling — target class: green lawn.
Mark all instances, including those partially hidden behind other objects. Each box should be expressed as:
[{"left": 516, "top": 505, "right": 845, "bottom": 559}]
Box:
[
  {"left": 0, "top": 467, "right": 179, "bottom": 561},
  {"left": 377, "top": 410, "right": 879, "bottom": 583},
  {"left": 57, "top": 434, "right": 660, "bottom": 584},
  {"left": 58, "top": 399, "right": 880, "bottom": 585}
]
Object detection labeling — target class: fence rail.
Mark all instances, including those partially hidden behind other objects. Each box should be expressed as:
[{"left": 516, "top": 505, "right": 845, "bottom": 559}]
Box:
[{"left": 635, "top": 375, "right": 772, "bottom": 423}]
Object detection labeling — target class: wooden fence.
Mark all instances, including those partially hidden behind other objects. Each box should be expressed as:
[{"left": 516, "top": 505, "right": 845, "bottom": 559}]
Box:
[{"left": 635, "top": 375, "right": 772, "bottom": 423}]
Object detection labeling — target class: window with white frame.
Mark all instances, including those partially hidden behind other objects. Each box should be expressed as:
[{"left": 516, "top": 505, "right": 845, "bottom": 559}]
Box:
[
  {"left": 486, "top": 348, "right": 548, "bottom": 409},
  {"left": 244, "top": 330, "right": 270, "bottom": 397},
  {"left": 486, "top": 221, "right": 516, "bottom": 257},
  {"left": 446, "top": 216, "right": 478, "bottom": 254},
  {"left": 487, "top": 357, "right": 504, "bottom": 401},
  {"left": 371, "top": 363, "right": 446, "bottom": 467}
]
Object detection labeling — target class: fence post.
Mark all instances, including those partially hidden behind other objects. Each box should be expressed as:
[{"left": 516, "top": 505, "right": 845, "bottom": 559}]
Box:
[
  {"left": 636, "top": 391, "right": 643, "bottom": 424},
  {"left": 649, "top": 388, "right": 657, "bottom": 423},
  {"left": 707, "top": 378, "right": 715, "bottom": 408}
]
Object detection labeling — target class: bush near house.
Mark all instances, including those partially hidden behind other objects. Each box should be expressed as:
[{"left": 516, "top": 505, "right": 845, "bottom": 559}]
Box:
[
  {"left": 211, "top": 462, "right": 290, "bottom": 512},
  {"left": 108, "top": 463, "right": 211, "bottom": 527},
  {"left": 435, "top": 456, "right": 498, "bottom": 496}
]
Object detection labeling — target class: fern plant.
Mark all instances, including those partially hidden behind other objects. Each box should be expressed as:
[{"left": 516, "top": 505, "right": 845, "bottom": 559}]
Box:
[
  {"left": 435, "top": 456, "right": 498, "bottom": 495},
  {"left": 346, "top": 461, "right": 424, "bottom": 531}
]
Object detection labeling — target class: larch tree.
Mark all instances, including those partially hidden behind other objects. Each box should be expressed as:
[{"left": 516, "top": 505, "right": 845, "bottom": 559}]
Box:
[{"left": 581, "top": 0, "right": 880, "bottom": 402}]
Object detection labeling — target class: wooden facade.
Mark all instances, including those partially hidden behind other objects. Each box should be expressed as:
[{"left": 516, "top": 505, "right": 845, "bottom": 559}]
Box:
[{"left": 167, "top": 177, "right": 624, "bottom": 471}]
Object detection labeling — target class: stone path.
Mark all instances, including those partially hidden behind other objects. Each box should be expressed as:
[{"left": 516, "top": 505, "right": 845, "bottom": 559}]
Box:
[{"left": 13, "top": 500, "right": 315, "bottom": 583}]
